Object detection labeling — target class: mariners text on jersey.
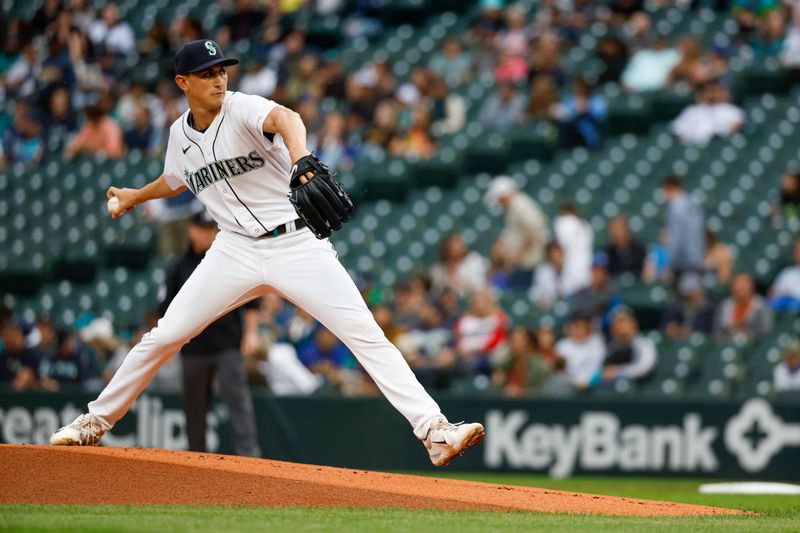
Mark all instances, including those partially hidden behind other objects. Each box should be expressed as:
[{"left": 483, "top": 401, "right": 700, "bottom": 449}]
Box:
[{"left": 183, "top": 149, "right": 266, "bottom": 195}]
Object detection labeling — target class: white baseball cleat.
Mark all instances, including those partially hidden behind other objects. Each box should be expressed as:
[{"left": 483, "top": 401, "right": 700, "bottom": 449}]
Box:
[
  {"left": 423, "top": 418, "right": 485, "bottom": 467},
  {"left": 50, "top": 413, "right": 107, "bottom": 446}
]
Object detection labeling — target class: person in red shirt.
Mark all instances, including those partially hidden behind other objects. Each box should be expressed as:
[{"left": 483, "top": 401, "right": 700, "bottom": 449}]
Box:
[{"left": 454, "top": 289, "right": 508, "bottom": 377}]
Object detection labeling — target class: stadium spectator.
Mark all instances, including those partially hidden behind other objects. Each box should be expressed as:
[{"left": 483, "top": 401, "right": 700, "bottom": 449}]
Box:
[
  {"left": 733, "top": 0, "right": 779, "bottom": 45},
  {"left": 667, "top": 36, "right": 703, "bottom": 87},
  {"left": 543, "top": 356, "right": 575, "bottom": 396},
  {"left": 596, "top": 36, "right": 630, "bottom": 84},
  {"left": 704, "top": 229, "right": 734, "bottom": 285},
  {"left": 492, "top": 326, "right": 552, "bottom": 397},
  {"left": 604, "top": 215, "right": 647, "bottom": 277},
  {"left": 661, "top": 175, "right": 706, "bottom": 278},
  {"left": 216, "top": 0, "right": 265, "bottom": 47},
  {"left": 364, "top": 99, "right": 400, "bottom": 150},
  {"left": 554, "top": 312, "right": 606, "bottom": 388},
  {"left": 555, "top": 77, "right": 608, "bottom": 149},
  {"left": 525, "top": 75, "right": 558, "bottom": 122},
  {"left": 429, "top": 75, "right": 467, "bottom": 136},
  {"left": 64, "top": 103, "right": 124, "bottom": 159},
  {"left": 390, "top": 105, "right": 437, "bottom": 159},
  {"left": 38, "top": 328, "right": 102, "bottom": 392},
  {"left": 392, "top": 280, "right": 426, "bottom": 329},
  {"left": 430, "top": 234, "right": 487, "bottom": 297},
  {"left": 769, "top": 239, "right": 800, "bottom": 312},
  {"left": 555, "top": 203, "right": 594, "bottom": 296},
  {"left": 602, "top": 306, "right": 657, "bottom": 383},
  {"left": 396, "top": 301, "right": 456, "bottom": 390},
  {"left": 496, "top": 4, "right": 529, "bottom": 58},
  {"left": 485, "top": 175, "right": 550, "bottom": 288},
  {"left": 123, "top": 104, "right": 155, "bottom": 153},
  {"left": 714, "top": 273, "right": 774, "bottom": 342},
  {"left": 672, "top": 82, "right": 744, "bottom": 145},
  {"left": 487, "top": 240, "right": 512, "bottom": 291},
  {"left": 661, "top": 272, "right": 717, "bottom": 339},
  {"left": 238, "top": 59, "right": 278, "bottom": 98},
  {"left": 303, "top": 327, "right": 376, "bottom": 396},
  {"left": 1, "top": 100, "right": 45, "bottom": 169},
  {"left": 780, "top": 16, "right": 800, "bottom": 73},
  {"left": 3, "top": 42, "right": 39, "bottom": 99},
  {"left": 30, "top": 0, "right": 63, "bottom": 35},
  {"left": 88, "top": 3, "right": 135, "bottom": 55},
  {"left": 309, "top": 111, "right": 356, "bottom": 171},
  {"left": 453, "top": 289, "right": 509, "bottom": 377},
  {"left": 570, "top": 252, "right": 622, "bottom": 328},
  {"left": 428, "top": 37, "right": 472, "bottom": 88},
  {"left": 751, "top": 9, "right": 787, "bottom": 58},
  {"left": 494, "top": 49, "right": 529, "bottom": 84},
  {"left": 643, "top": 228, "right": 671, "bottom": 283},
  {"left": 772, "top": 168, "right": 800, "bottom": 221},
  {"left": 45, "top": 86, "right": 78, "bottom": 145},
  {"left": 531, "top": 241, "right": 569, "bottom": 309},
  {"left": 528, "top": 32, "right": 565, "bottom": 87},
  {"left": 621, "top": 33, "right": 681, "bottom": 93},
  {"left": 774, "top": 339, "right": 800, "bottom": 392},
  {"left": 480, "top": 81, "right": 527, "bottom": 130},
  {"left": 535, "top": 324, "right": 558, "bottom": 362},
  {"left": 0, "top": 319, "right": 40, "bottom": 391}
]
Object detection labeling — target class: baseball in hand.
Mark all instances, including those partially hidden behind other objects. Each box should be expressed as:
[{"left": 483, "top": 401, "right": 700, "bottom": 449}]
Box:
[{"left": 107, "top": 196, "right": 120, "bottom": 216}]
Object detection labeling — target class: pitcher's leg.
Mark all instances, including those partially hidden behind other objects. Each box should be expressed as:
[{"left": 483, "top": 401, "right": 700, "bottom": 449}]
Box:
[
  {"left": 88, "top": 243, "right": 265, "bottom": 428},
  {"left": 268, "top": 235, "right": 442, "bottom": 438}
]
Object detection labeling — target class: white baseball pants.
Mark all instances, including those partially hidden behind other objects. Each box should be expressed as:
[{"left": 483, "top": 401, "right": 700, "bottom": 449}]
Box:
[{"left": 88, "top": 228, "right": 444, "bottom": 439}]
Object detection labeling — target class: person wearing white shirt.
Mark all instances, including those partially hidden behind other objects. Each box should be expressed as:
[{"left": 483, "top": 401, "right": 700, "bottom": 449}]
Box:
[
  {"left": 602, "top": 306, "right": 657, "bottom": 382},
  {"left": 621, "top": 35, "right": 681, "bottom": 93},
  {"left": 672, "top": 82, "right": 744, "bottom": 145},
  {"left": 89, "top": 3, "right": 135, "bottom": 55},
  {"left": 530, "top": 241, "right": 570, "bottom": 308},
  {"left": 554, "top": 312, "right": 606, "bottom": 388},
  {"left": 774, "top": 340, "right": 800, "bottom": 392},
  {"left": 554, "top": 204, "right": 593, "bottom": 297}
]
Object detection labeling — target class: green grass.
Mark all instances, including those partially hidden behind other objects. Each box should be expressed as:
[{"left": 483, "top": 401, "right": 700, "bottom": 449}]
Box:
[{"left": 2, "top": 475, "right": 799, "bottom": 532}]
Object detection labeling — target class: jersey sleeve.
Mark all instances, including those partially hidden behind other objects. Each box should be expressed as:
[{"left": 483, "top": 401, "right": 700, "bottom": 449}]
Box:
[
  {"left": 235, "top": 93, "right": 279, "bottom": 137},
  {"left": 162, "top": 139, "right": 185, "bottom": 190}
]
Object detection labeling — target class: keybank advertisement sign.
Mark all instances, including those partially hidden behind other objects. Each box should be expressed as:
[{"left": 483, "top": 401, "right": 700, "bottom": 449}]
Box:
[
  {"left": 1, "top": 392, "right": 799, "bottom": 478},
  {"left": 479, "top": 398, "right": 800, "bottom": 478}
]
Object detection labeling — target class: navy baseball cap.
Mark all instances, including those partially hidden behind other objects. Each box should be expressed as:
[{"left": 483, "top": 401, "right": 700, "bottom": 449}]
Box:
[{"left": 174, "top": 39, "right": 239, "bottom": 75}]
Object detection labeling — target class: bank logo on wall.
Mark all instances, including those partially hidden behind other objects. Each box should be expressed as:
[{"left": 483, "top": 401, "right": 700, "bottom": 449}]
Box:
[
  {"left": 484, "top": 398, "right": 800, "bottom": 476},
  {"left": 725, "top": 398, "right": 800, "bottom": 472}
]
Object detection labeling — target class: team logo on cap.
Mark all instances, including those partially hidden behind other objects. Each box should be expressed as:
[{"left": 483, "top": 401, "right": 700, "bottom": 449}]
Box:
[{"left": 205, "top": 41, "right": 217, "bottom": 56}]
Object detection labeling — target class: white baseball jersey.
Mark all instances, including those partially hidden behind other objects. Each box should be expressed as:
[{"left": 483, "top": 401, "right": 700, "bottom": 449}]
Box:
[
  {"left": 162, "top": 91, "right": 297, "bottom": 237},
  {"left": 86, "top": 89, "right": 447, "bottom": 449}
]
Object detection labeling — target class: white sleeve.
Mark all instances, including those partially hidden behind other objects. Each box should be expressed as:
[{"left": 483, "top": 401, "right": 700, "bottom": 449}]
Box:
[
  {"left": 618, "top": 337, "right": 658, "bottom": 380},
  {"left": 235, "top": 93, "right": 279, "bottom": 138},
  {"left": 774, "top": 365, "right": 789, "bottom": 392},
  {"left": 162, "top": 140, "right": 184, "bottom": 190}
]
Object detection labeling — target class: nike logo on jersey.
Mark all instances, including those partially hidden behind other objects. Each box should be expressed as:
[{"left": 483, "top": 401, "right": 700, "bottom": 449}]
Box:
[
  {"left": 183, "top": 149, "right": 266, "bottom": 195},
  {"left": 182, "top": 145, "right": 191, "bottom": 154}
]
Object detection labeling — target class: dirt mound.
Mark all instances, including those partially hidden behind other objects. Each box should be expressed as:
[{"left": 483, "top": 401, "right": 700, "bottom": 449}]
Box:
[{"left": 0, "top": 445, "right": 741, "bottom": 516}]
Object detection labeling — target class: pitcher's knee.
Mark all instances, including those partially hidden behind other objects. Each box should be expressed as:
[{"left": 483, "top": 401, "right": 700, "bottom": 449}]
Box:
[{"left": 141, "top": 325, "right": 189, "bottom": 354}]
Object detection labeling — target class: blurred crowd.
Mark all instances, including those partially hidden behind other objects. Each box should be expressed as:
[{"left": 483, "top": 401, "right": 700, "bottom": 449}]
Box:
[
  {"left": 3, "top": 0, "right": 800, "bottom": 397},
  {"left": 3, "top": 169, "right": 800, "bottom": 396}
]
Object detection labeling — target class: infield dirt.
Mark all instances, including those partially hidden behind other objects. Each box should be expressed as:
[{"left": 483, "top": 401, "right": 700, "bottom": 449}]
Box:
[{"left": 0, "top": 444, "right": 743, "bottom": 516}]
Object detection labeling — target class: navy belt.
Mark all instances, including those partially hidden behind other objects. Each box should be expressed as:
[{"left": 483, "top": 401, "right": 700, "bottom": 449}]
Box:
[{"left": 258, "top": 218, "right": 306, "bottom": 239}]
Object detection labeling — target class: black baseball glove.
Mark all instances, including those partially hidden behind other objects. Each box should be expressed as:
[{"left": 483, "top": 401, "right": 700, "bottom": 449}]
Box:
[{"left": 289, "top": 154, "right": 354, "bottom": 239}]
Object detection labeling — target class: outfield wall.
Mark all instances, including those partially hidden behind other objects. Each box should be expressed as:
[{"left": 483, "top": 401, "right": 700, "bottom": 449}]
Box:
[{"left": 1, "top": 392, "right": 798, "bottom": 480}]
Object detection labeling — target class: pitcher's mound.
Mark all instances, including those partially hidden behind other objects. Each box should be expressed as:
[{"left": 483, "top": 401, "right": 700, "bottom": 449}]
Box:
[{"left": 0, "top": 445, "right": 740, "bottom": 516}]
